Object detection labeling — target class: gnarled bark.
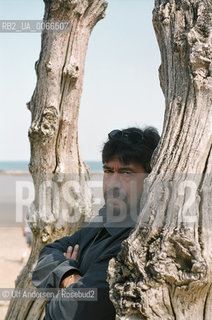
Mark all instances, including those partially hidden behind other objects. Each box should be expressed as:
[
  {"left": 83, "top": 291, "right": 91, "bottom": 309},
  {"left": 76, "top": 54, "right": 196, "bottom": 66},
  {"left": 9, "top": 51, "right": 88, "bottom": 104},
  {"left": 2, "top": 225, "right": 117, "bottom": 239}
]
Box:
[
  {"left": 5, "top": 1, "right": 107, "bottom": 319},
  {"left": 108, "top": 1, "right": 212, "bottom": 319}
]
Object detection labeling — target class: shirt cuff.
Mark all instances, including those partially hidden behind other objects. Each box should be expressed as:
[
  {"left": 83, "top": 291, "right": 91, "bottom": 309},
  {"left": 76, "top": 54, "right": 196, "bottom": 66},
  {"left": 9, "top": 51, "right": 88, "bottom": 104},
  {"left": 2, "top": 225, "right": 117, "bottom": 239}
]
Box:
[{"left": 52, "top": 259, "right": 80, "bottom": 288}]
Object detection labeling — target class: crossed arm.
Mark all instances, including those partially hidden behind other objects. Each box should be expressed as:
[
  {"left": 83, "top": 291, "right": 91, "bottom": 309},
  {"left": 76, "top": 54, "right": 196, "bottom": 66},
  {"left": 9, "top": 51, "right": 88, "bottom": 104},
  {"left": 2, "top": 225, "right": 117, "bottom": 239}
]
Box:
[
  {"left": 32, "top": 231, "right": 83, "bottom": 290},
  {"left": 32, "top": 230, "right": 118, "bottom": 320}
]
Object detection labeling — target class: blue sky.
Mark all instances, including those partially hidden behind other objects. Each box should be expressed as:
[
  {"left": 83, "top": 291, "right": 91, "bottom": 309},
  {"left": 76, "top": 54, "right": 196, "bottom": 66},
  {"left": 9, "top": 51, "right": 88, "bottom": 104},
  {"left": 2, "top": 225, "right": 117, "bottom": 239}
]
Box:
[{"left": 0, "top": 0, "right": 165, "bottom": 161}]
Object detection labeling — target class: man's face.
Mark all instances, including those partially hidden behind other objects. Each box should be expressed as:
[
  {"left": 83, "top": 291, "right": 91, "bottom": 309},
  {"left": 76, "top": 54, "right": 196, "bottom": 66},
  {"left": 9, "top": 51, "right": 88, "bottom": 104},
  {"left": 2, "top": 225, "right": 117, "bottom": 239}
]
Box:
[{"left": 103, "top": 157, "right": 147, "bottom": 221}]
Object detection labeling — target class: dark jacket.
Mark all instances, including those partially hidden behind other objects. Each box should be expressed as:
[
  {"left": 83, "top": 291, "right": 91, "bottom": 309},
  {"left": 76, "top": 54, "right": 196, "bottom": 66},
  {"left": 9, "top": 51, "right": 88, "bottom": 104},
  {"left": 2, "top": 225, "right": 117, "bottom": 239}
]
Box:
[{"left": 32, "top": 207, "right": 134, "bottom": 320}]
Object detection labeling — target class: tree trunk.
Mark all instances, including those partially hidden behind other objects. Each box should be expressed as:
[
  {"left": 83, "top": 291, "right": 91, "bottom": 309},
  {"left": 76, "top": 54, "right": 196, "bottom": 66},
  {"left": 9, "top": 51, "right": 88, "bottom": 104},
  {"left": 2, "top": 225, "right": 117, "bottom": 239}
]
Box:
[
  {"left": 108, "top": 1, "right": 212, "bottom": 319},
  {"left": 5, "top": 1, "right": 107, "bottom": 319}
]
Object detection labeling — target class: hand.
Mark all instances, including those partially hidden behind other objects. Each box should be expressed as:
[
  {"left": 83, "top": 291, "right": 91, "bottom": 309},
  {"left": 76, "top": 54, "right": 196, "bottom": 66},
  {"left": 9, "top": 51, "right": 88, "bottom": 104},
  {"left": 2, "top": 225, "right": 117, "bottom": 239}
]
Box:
[
  {"left": 60, "top": 244, "right": 81, "bottom": 288},
  {"left": 64, "top": 244, "right": 79, "bottom": 261}
]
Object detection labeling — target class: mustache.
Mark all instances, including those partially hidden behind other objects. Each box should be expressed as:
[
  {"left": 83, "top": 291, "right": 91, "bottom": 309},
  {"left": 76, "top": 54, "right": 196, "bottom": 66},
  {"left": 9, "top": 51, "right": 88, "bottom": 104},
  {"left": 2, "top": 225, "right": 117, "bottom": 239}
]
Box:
[{"left": 104, "top": 188, "right": 128, "bottom": 201}]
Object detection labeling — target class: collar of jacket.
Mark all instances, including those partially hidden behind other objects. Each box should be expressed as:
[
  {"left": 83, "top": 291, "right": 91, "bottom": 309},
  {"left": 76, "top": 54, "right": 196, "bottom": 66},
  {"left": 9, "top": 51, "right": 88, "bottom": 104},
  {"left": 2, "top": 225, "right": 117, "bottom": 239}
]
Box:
[{"left": 97, "top": 205, "right": 136, "bottom": 236}]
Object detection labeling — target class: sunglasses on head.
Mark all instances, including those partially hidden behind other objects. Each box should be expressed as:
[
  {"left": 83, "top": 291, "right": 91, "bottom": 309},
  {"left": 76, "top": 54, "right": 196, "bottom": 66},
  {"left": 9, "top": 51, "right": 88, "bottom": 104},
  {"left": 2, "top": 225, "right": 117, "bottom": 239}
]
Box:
[{"left": 108, "top": 129, "right": 144, "bottom": 143}]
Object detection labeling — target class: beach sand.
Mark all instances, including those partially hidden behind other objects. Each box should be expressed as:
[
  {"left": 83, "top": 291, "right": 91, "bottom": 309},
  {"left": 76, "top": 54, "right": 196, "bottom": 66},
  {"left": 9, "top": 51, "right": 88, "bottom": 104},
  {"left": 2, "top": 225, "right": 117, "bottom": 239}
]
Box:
[{"left": 0, "top": 227, "right": 31, "bottom": 320}]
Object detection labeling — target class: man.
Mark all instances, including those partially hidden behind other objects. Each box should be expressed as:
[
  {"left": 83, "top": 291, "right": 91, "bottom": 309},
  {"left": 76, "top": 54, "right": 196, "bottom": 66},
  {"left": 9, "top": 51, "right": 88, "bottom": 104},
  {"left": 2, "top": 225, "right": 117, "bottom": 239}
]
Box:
[{"left": 32, "top": 126, "right": 160, "bottom": 320}]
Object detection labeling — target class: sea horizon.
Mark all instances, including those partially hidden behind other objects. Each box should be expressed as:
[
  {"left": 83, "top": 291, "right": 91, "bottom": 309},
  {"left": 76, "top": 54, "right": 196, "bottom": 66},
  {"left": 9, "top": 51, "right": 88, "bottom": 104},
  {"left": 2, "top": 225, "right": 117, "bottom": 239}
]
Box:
[{"left": 0, "top": 160, "right": 103, "bottom": 174}]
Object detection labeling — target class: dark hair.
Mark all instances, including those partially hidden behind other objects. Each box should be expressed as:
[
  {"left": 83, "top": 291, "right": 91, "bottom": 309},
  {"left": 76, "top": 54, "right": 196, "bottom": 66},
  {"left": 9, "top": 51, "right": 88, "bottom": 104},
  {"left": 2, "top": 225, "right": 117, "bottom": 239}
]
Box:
[{"left": 102, "top": 126, "right": 160, "bottom": 173}]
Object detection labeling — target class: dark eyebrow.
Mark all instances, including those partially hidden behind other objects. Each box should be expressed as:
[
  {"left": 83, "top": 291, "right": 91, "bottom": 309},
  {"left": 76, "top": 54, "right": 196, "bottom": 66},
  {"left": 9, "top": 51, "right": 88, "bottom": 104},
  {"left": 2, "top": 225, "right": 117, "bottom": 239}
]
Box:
[
  {"left": 102, "top": 165, "right": 135, "bottom": 173},
  {"left": 103, "top": 165, "right": 111, "bottom": 170}
]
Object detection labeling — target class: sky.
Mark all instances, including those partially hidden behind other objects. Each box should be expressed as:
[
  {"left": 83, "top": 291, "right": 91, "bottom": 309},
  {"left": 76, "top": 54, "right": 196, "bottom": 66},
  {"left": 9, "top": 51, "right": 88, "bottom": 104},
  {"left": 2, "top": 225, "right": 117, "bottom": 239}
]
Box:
[{"left": 0, "top": 0, "right": 165, "bottom": 161}]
